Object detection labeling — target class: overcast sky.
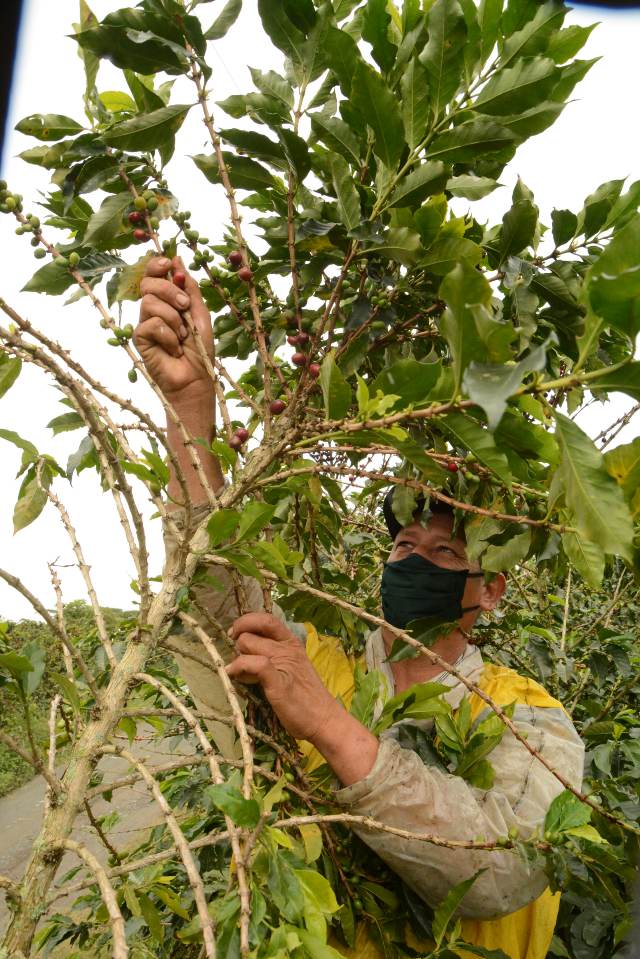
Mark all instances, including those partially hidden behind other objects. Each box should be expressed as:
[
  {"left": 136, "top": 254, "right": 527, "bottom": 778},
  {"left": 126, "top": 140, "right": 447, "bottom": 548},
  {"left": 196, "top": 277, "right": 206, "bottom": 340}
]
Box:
[{"left": 0, "top": 0, "right": 638, "bottom": 620}]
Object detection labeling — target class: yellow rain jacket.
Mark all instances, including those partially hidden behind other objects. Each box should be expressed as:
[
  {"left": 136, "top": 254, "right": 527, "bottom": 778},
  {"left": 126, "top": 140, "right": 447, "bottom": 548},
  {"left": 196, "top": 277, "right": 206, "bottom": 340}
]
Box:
[{"left": 165, "top": 517, "right": 584, "bottom": 959}]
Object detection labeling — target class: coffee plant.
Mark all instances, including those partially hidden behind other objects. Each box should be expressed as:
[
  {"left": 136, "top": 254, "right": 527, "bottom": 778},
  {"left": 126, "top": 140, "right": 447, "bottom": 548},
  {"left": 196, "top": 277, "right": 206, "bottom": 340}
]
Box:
[{"left": 0, "top": 1, "right": 639, "bottom": 957}]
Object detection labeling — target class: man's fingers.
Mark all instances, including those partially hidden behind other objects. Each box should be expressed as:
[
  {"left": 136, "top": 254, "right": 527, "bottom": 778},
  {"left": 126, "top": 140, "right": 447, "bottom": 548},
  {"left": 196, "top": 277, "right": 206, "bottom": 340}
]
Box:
[
  {"left": 140, "top": 276, "right": 191, "bottom": 313},
  {"left": 228, "top": 613, "right": 294, "bottom": 644},
  {"left": 134, "top": 317, "right": 183, "bottom": 359},
  {"left": 172, "top": 256, "right": 212, "bottom": 335},
  {"left": 144, "top": 256, "right": 172, "bottom": 279},
  {"left": 226, "top": 654, "right": 272, "bottom": 685},
  {"left": 139, "top": 294, "right": 185, "bottom": 337},
  {"left": 235, "top": 632, "right": 283, "bottom": 658}
]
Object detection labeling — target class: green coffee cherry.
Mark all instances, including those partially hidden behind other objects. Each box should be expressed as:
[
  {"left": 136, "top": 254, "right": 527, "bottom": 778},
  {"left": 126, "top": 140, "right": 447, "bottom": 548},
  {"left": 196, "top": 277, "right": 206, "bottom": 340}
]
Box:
[
  {"left": 68, "top": 251, "right": 80, "bottom": 268},
  {"left": 30, "top": 216, "right": 40, "bottom": 229},
  {"left": 107, "top": 337, "right": 121, "bottom": 346},
  {"left": 56, "top": 256, "right": 68, "bottom": 267},
  {"left": 100, "top": 319, "right": 109, "bottom": 329},
  {"left": 147, "top": 197, "right": 158, "bottom": 211},
  {"left": 30, "top": 236, "right": 40, "bottom": 247},
  {"left": 15, "top": 226, "right": 24, "bottom": 235},
  {"left": 185, "top": 229, "right": 199, "bottom": 242},
  {"left": 149, "top": 216, "right": 160, "bottom": 229},
  {"left": 134, "top": 196, "right": 147, "bottom": 211},
  {"left": 123, "top": 324, "right": 134, "bottom": 338},
  {"left": 34, "top": 248, "right": 46, "bottom": 259},
  {"left": 128, "top": 368, "right": 138, "bottom": 383},
  {"left": 5, "top": 197, "right": 16, "bottom": 211}
]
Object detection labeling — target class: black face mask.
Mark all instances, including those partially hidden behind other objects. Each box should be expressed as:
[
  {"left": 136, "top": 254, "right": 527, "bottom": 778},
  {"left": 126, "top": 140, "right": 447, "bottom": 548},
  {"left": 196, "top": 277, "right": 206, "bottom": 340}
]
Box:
[{"left": 380, "top": 552, "right": 484, "bottom": 630}]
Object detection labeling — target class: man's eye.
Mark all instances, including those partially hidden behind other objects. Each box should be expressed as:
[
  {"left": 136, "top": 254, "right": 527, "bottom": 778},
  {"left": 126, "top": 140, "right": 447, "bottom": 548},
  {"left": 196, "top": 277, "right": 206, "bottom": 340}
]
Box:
[{"left": 437, "top": 545, "right": 456, "bottom": 555}]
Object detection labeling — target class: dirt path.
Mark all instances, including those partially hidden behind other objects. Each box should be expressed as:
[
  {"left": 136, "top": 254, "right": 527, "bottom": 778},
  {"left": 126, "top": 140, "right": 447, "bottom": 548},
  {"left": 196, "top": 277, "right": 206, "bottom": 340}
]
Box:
[{"left": 0, "top": 731, "right": 196, "bottom": 934}]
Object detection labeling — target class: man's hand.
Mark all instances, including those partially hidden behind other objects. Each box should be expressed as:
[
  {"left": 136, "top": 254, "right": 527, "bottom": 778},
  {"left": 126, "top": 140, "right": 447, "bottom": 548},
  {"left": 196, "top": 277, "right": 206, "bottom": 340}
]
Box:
[
  {"left": 134, "top": 255, "right": 214, "bottom": 405},
  {"left": 227, "top": 613, "right": 380, "bottom": 785},
  {"left": 226, "top": 613, "right": 342, "bottom": 742}
]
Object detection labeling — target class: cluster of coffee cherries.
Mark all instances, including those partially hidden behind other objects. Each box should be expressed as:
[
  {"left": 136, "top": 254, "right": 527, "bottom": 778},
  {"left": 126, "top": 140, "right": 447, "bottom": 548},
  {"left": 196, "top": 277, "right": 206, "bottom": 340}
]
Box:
[
  {"left": 128, "top": 190, "right": 160, "bottom": 242},
  {"left": 227, "top": 249, "right": 253, "bottom": 283},
  {"left": 0, "top": 180, "right": 22, "bottom": 215},
  {"left": 285, "top": 311, "right": 320, "bottom": 379}
]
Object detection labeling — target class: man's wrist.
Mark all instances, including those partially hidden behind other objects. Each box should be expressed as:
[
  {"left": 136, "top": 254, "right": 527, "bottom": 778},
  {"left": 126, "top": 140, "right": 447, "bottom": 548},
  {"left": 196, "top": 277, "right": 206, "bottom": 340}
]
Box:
[{"left": 308, "top": 702, "right": 379, "bottom": 786}]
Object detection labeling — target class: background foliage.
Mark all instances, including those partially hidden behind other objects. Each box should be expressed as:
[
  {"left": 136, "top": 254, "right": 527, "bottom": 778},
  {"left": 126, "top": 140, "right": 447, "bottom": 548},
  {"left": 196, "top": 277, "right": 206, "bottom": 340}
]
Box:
[{"left": 0, "top": 0, "right": 639, "bottom": 957}]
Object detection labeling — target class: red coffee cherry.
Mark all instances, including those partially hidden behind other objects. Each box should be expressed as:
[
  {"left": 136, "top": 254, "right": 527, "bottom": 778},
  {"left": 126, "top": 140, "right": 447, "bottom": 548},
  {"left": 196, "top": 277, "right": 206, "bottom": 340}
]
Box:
[
  {"left": 287, "top": 335, "right": 299, "bottom": 346},
  {"left": 228, "top": 250, "right": 243, "bottom": 268},
  {"left": 296, "top": 331, "right": 310, "bottom": 345},
  {"left": 270, "top": 399, "right": 286, "bottom": 414},
  {"left": 447, "top": 462, "right": 459, "bottom": 473},
  {"left": 309, "top": 363, "right": 320, "bottom": 378},
  {"left": 292, "top": 352, "right": 307, "bottom": 366},
  {"left": 128, "top": 211, "right": 143, "bottom": 224},
  {"left": 237, "top": 266, "right": 253, "bottom": 282},
  {"left": 234, "top": 427, "right": 249, "bottom": 443},
  {"left": 133, "top": 229, "right": 149, "bottom": 242},
  {"left": 228, "top": 435, "right": 243, "bottom": 450}
]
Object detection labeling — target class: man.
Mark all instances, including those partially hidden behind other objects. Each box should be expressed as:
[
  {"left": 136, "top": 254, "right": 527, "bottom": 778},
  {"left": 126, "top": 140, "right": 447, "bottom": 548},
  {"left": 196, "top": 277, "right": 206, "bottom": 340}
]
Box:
[{"left": 135, "top": 256, "right": 584, "bottom": 959}]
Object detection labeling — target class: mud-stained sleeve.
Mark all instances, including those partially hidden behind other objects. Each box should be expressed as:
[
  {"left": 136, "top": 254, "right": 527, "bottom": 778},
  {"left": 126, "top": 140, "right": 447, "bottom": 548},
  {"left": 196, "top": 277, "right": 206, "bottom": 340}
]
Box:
[{"left": 334, "top": 705, "right": 585, "bottom": 919}]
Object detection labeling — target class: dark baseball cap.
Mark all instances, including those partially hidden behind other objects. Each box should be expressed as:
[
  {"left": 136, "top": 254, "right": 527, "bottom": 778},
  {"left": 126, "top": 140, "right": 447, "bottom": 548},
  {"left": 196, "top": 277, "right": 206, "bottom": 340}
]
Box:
[{"left": 382, "top": 487, "right": 453, "bottom": 540}]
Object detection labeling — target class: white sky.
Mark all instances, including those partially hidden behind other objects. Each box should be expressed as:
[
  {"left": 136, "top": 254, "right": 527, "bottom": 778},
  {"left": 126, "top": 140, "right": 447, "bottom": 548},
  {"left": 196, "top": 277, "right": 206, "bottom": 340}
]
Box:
[{"left": 0, "top": 0, "right": 639, "bottom": 620}]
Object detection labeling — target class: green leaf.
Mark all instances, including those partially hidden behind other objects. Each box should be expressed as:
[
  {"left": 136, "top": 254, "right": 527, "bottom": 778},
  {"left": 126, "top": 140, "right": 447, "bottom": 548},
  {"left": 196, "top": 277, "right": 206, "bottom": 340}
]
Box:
[
  {"left": 99, "top": 90, "right": 136, "bottom": 113},
  {"left": 247, "top": 541, "right": 287, "bottom": 580},
  {"left": 111, "top": 252, "right": 154, "bottom": 304},
  {"left": 428, "top": 119, "right": 515, "bottom": 164},
  {"left": 0, "top": 355, "right": 21, "bottom": 400},
  {"left": 277, "top": 128, "right": 311, "bottom": 182},
  {"left": 432, "top": 873, "right": 482, "bottom": 946},
  {"left": 586, "top": 214, "right": 640, "bottom": 338},
  {"left": 14, "top": 472, "right": 50, "bottom": 533},
  {"left": 547, "top": 23, "right": 597, "bottom": 64},
  {"left": 474, "top": 57, "right": 556, "bottom": 116},
  {"left": 103, "top": 104, "right": 190, "bottom": 151},
  {"left": 74, "top": 25, "right": 187, "bottom": 75},
  {"left": 208, "top": 509, "right": 241, "bottom": 547},
  {"left": 552, "top": 412, "right": 634, "bottom": 569},
  {"left": 361, "top": 227, "right": 422, "bottom": 265},
  {"left": 400, "top": 59, "right": 430, "bottom": 151},
  {"left": 351, "top": 61, "right": 406, "bottom": 169},
  {"left": 370, "top": 358, "right": 441, "bottom": 410},
  {"left": 544, "top": 789, "right": 591, "bottom": 834},
  {"left": 604, "top": 437, "right": 640, "bottom": 511},
  {"left": 82, "top": 193, "right": 133, "bottom": 249},
  {"left": 446, "top": 175, "right": 499, "bottom": 200},
  {"left": 350, "top": 667, "right": 382, "bottom": 726},
  {"left": 462, "top": 337, "right": 550, "bottom": 430},
  {"left": 419, "top": 0, "right": 468, "bottom": 118},
  {"left": 310, "top": 112, "right": 361, "bottom": 164},
  {"left": 192, "top": 152, "right": 278, "bottom": 192},
  {"left": 329, "top": 155, "right": 361, "bottom": 234},
  {"left": 589, "top": 360, "right": 640, "bottom": 403},
  {"left": 257, "top": 0, "right": 307, "bottom": 70},
  {"left": 235, "top": 501, "right": 276, "bottom": 543},
  {"left": 138, "top": 893, "right": 164, "bottom": 943},
  {"left": 205, "top": 783, "right": 261, "bottom": 827},
  {"left": 0, "top": 652, "right": 34, "bottom": 681},
  {"left": 439, "top": 262, "right": 492, "bottom": 394},
  {"left": 477, "top": 0, "right": 502, "bottom": 66},
  {"left": 323, "top": 25, "right": 362, "bottom": 97},
  {"left": 551, "top": 208, "right": 577, "bottom": 246},
  {"left": 15, "top": 113, "right": 84, "bottom": 141},
  {"left": 320, "top": 351, "right": 352, "bottom": 420},
  {"left": 500, "top": 1, "right": 566, "bottom": 67},
  {"left": 47, "top": 412, "right": 85, "bottom": 435},
  {"left": 423, "top": 236, "right": 482, "bottom": 275},
  {"left": 22, "top": 259, "right": 75, "bottom": 296},
  {"left": 562, "top": 531, "right": 604, "bottom": 590},
  {"left": 388, "top": 162, "right": 449, "bottom": 210},
  {"left": 205, "top": 0, "right": 242, "bottom": 40},
  {"left": 362, "top": 0, "right": 397, "bottom": 73},
  {"left": 499, "top": 178, "right": 539, "bottom": 262},
  {"left": 298, "top": 823, "right": 323, "bottom": 863},
  {"left": 482, "top": 527, "right": 531, "bottom": 573},
  {"left": 124, "top": 71, "right": 165, "bottom": 113},
  {"left": 440, "top": 413, "right": 512, "bottom": 487}
]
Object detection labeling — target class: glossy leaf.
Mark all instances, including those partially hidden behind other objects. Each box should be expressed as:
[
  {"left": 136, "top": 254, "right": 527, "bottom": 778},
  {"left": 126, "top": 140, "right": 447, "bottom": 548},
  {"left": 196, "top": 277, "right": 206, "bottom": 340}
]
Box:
[
  {"left": 370, "top": 358, "right": 441, "bottom": 410},
  {"left": 75, "top": 25, "right": 188, "bottom": 74},
  {"left": 463, "top": 338, "right": 550, "bottom": 430},
  {"left": 552, "top": 412, "right": 634, "bottom": 570},
  {"left": 419, "top": 0, "right": 468, "bottom": 118},
  {"left": 205, "top": 0, "right": 242, "bottom": 40},
  {"left": 15, "top": 113, "right": 84, "bottom": 141},
  {"left": 103, "top": 104, "right": 190, "bottom": 150},
  {"left": 257, "top": 0, "right": 307, "bottom": 69},
  {"left": 544, "top": 789, "right": 591, "bottom": 834},
  {"left": 440, "top": 413, "right": 512, "bottom": 487},
  {"left": 362, "top": 0, "right": 397, "bottom": 73},
  {"left": 310, "top": 112, "right": 361, "bottom": 164},
  {"left": 192, "top": 152, "right": 278, "bottom": 191},
  {"left": 400, "top": 59, "right": 430, "bottom": 151},
  {"left": 207, "top": 509, "right": 241, "bottom": 547},
  {"left": 432, "top": 873, "right": 481, "bottom": 946},
  {"left": 388, "top": 162, "right": 448, "bottom": 210},
  {"left": 82, "top": 193, "right": 132, "bottom": 249},
  {"left": 447, "top": 175, "right": 500, "bottom": 199},
  {"left": 0, "top": 356, "right": 21, "bottom": 400},
  {"left": 22, "top": 259, "right": 76, "bottom": 296},
  {"left": 428, "top": 119, "right": 515, "bottom": 164},
  {"left": 586, "top": 214, "right": 640, "bottom": 338},
  {"left": 205, "top": 783, "right": 260, "bottom": 827},
  {"left": 351, "top": 61, "right": 406, "bottom": 169},
  {"left": 439, "top": 262, "right": 492, "bottom": 394},
  {"left": 319, "top": 351, "right": 352, "bottom": 420},
  {"left": 329, "top": 155, "right": 361, "bottom": 233},
  {"left": 499, "top": 179, "right": 539, "bottom": 262},
  {"left": 475, "top": 57, "right": 557, "bottom": 116}
]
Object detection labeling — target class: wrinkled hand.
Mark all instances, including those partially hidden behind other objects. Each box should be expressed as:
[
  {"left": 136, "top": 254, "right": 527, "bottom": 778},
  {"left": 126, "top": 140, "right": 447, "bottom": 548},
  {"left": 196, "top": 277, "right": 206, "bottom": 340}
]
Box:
[
  {"left": 226, "top": 613, "right": 341, "bottom": 742},
  {"left": 133, "top": 255, "right": 214, "bottom": 403}
]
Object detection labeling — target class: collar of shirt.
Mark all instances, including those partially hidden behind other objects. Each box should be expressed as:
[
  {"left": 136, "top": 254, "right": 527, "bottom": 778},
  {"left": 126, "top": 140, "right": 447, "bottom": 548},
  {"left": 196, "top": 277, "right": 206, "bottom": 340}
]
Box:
[{"left": 364, "top": 627, "right": 485, "bottom": 723}]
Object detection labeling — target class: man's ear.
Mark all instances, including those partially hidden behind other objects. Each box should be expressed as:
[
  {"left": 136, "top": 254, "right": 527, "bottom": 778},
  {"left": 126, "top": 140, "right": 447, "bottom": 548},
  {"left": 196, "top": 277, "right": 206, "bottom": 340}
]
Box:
[{"left": 479, "top": 573, "right": 507, "bottom": 611}]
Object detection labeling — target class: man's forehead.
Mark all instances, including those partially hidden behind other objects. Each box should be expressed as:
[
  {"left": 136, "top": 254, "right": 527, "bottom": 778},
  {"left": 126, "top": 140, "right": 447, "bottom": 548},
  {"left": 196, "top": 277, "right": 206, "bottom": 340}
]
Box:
[{"left": 396, "top": 512, "right": 464, "bottom": 542}]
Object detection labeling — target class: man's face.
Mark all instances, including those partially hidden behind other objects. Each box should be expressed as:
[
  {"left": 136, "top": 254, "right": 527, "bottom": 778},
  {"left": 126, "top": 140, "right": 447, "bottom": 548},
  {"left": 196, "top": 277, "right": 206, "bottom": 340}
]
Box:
[{"left": 387, "top": 511, "right": 505, "bottom": 629}]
